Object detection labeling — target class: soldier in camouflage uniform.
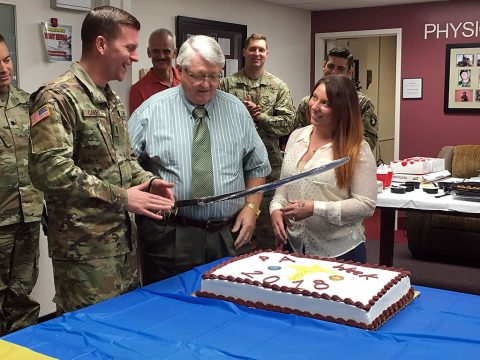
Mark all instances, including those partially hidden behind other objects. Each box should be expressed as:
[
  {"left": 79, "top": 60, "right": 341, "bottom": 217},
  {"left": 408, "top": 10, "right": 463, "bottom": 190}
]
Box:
[
  {"left": 220, "top": 34, "right": 295, "bottom": 250},
  {"left": 0, "top": 34, "right": 43, "bottom": 335},
  {"left": 294, "top": 48, "right": 378, "bottom": 151},
  {"left": 28, "top": 6, "right": 175, "bottom": 314}
]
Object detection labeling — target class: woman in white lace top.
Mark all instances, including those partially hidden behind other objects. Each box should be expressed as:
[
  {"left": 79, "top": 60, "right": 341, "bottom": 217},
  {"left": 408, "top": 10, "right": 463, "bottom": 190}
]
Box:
[{"left": 270, "top": 75, "right": 377, "bottom": 262}]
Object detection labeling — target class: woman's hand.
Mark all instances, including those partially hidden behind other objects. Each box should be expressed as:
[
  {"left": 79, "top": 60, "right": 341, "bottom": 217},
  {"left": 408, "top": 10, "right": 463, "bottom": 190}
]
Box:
[{"left": 280, "top": 200, "right": 314, "bottom": 222}]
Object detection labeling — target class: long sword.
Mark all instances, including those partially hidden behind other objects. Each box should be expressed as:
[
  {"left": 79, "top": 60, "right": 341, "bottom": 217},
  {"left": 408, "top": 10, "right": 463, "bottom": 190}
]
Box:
[{"left": 175, "top": 157, "right": 350, "bottom": 207}]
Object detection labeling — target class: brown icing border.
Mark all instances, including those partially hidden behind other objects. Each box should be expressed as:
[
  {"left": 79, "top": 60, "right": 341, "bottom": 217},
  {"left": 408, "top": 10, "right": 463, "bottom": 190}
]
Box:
[
  {"left": 201, "top": 250, "right": 412, "bottom": 312},
  {"left": 196, "top": 287, "right": 415, "bottom": 330}
]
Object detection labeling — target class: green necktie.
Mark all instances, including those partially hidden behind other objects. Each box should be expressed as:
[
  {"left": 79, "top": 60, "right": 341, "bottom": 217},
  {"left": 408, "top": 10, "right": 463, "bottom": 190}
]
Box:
[{"left": 191, "top": 106, "right": 214, "bottom": 197}]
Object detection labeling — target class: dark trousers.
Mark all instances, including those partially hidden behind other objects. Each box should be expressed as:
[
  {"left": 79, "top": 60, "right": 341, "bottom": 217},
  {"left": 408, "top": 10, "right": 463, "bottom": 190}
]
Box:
[{"left": 139, "top": 218, "right": 252, "bottom": 285}]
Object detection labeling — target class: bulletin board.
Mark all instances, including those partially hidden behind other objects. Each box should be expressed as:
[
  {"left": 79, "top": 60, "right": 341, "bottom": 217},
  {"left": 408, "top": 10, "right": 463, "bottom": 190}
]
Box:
[{"left": 175, "top": 16, "right": 247, "bottom": 76}]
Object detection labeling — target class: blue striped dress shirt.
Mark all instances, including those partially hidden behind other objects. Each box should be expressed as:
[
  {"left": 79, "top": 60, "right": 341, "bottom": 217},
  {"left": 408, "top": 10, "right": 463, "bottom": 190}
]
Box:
[{"left": 128, "top": 86, "right": 271, "bottom": 220}]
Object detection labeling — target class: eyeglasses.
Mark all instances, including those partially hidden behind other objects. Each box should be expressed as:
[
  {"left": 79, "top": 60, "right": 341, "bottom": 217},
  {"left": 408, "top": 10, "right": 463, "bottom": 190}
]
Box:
[{"left": 183, "top": 68, "right": 222, "bottom": 84}]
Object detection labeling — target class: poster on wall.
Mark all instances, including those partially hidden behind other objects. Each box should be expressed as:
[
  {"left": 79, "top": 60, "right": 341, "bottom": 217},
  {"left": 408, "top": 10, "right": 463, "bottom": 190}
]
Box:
[
  {"left": 41, "top": 22, "right": 72, "bottom": 62},
  {"left": 444, "top": 43, "right": 480, "bottom": 113}
]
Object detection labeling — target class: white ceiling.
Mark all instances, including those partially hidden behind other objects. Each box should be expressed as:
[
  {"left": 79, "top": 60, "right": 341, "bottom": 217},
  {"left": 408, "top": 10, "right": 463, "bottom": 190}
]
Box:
[{"left": 261, "top": 0, "right": 447, "bottom": 11}]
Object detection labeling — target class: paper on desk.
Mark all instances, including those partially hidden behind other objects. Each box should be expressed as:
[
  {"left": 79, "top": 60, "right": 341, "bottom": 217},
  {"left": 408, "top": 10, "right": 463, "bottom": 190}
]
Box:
[{"left": 0, "top": 340, "right": 57, "bottom": 360}]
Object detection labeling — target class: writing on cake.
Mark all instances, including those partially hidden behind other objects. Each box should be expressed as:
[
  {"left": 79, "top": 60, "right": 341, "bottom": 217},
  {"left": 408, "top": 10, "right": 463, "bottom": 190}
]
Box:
[{"left": 197, "top": 250, "right": 415, "bottom": 330}]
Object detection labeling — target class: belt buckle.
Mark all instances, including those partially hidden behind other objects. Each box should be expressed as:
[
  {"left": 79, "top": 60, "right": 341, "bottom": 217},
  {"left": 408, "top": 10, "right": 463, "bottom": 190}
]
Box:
[{"left": 163, "top": 208, "right": 178, "bottom": 221}]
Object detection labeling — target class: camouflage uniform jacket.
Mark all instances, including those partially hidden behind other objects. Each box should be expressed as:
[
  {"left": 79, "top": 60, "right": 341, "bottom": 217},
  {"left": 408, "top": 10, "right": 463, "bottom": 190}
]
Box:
[
  {"left": 220, "top": 70, "right": 295, "bottom": 178},
  {"left": 0, "top": 86, "right": 42, "bottom": 227},
  {"left": 294, "top": 91, "right": 378, "bottom": 151},
  {"left": 28, "top": 62, "right": 156, "bottom": 261}
]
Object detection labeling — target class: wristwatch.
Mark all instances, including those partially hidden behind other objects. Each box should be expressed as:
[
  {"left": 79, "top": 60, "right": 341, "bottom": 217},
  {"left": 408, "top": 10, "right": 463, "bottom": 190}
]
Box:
[{"left": 244, "top": 202, "right": 261, "bottom": 217}]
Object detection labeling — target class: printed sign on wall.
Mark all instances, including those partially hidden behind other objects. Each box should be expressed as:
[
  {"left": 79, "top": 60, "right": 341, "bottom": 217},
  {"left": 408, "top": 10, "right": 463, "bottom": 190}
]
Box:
[{"left": 41, "top": 21, "right": 72, "bottom": 62}]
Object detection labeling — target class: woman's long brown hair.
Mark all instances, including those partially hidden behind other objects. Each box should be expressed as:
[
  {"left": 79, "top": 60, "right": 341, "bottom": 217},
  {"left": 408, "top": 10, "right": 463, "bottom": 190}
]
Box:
[{"left": 307, "top": 75, "right": 364, "bottom": 189}]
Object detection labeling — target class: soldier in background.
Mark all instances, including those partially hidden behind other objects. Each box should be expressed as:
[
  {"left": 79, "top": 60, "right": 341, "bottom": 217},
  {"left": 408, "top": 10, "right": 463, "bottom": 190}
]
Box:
[
  {"left": 294, "top": 48, "right": 378, "bottom": 151},
  {"left": 28, "top": 6, "right": 174, "bottom": 314},
  {"left": 220, "top": 33, "right": 295, "bottom": 250},
  {"left": 129, "top": 28, "right": 180, "bottom": 115},
  {"left": 0, "top": 33, "right": 43, "bottom": 335}
]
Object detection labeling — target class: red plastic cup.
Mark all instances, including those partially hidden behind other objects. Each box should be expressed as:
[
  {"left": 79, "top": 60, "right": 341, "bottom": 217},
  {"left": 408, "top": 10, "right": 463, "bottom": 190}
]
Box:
[
  {"left": 376, "top": 171, "right": 393, "bottom": 189},
  {"left": 387, "top": 170, "right": 393, "bottom": 187}
]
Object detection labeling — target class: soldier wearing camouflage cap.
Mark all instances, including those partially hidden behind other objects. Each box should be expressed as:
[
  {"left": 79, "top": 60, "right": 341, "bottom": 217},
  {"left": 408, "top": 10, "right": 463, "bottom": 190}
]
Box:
[
  {"left": 294, "top": 48, "right": 378, "bottom": 151},
  {"left": 0, "top": 33, "right": 43, "bottom": 335},
  {"left": 28, "top": 6, "right": 175, "bottom": 314},
  {"left": 220, "top": 33, "right": 295, "bottom": 251}
]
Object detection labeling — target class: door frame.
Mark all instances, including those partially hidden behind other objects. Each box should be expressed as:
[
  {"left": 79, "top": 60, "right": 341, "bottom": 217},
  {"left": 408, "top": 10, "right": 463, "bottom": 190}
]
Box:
[{"left": 314, "top": 29, "right": 402, "bottom": 160}]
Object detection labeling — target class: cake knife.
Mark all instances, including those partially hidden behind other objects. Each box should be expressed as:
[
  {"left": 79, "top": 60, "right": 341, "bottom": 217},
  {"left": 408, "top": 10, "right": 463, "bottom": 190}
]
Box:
[{"left": 174, "top": 156, "right": 350, "bottom": 208}]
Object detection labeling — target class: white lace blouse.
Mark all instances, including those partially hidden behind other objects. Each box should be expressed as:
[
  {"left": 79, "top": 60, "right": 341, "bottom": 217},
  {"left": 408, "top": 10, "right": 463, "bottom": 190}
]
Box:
[{"left": 270, "top": 125, "right": 377, "bottom": 258}]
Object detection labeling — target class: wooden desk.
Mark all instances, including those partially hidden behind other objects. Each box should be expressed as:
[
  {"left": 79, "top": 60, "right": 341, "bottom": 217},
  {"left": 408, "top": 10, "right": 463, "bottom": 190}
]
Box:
[{"left": 376, "top": 187, "right": 480, "bottom": 266}]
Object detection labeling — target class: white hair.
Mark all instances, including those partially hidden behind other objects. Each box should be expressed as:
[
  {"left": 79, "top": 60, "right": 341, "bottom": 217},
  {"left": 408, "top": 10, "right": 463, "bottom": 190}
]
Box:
[{"left": 176, "top": 35, "right": 225, "bottom": 69}]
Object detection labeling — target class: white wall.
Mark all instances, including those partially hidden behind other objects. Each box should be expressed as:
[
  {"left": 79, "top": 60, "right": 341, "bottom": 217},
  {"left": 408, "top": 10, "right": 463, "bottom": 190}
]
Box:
[
  {"left": 11, "top": 0, "right": 85, "bottom": 93},
  {"left": 5, "top": 0, "right": 310, "bottom": 316},
  {"left": 11, "top": 0, "right": 310, "bottom": 106},
  {"left": 132, "top": 0, "right": 311, "bottom": 106}
]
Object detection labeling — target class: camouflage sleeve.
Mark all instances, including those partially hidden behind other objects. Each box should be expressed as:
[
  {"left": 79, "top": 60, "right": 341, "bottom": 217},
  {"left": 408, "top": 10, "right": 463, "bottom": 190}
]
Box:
[
  {"left": 218, "top": 78, "right": 228, "bottom": 92},
  {"left": 28, "top": 91, "right": 129, "bottom": 211},
  {"left": 256, "top": 83, "right": 295, "bottom": 137},
  {"left": 292, "top": 96, "right": 310, "bottom": 130},
  {"left": 359, "top": 94, "right": 378, "bottom": 151}
]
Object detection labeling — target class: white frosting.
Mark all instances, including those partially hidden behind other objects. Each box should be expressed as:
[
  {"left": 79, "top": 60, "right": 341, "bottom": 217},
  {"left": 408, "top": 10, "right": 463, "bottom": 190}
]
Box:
[{"left": 200, "top": 252, "right": 412, "bottom": 327}]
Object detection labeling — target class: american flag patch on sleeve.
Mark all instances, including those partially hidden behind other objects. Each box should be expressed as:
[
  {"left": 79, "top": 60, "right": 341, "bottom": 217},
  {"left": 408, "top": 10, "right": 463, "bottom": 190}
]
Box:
[{"left": 30, "top": 105, "right": 51, "bottom": 126}]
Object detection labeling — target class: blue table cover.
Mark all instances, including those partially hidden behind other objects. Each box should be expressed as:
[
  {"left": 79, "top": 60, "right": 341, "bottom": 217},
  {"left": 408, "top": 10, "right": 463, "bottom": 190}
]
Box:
[{"left": 3, "top": 258, "right": 480, "bottom": 359}]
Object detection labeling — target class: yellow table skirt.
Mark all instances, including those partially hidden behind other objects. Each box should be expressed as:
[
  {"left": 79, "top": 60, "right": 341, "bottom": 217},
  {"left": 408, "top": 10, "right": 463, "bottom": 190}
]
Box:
[{"left": 0, "top": 339, "right": 56, "bottom": 360}]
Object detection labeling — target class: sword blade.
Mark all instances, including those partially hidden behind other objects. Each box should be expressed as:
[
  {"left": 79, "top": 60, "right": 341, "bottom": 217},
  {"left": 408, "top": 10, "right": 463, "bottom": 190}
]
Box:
[{"left": 175, "top": 157, "right": 350, "bottom": 207}]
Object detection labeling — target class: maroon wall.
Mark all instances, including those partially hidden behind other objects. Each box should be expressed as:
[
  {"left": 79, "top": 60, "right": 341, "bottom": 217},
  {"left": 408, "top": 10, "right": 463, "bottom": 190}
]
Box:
[{"left": 311, "top": 0, "right": 480, "bottom": 158}]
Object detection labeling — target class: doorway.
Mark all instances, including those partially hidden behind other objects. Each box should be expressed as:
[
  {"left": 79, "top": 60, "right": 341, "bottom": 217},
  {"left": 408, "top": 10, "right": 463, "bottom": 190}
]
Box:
[{"left": 315, "top": 29, "right": 402, "bottom": 164}]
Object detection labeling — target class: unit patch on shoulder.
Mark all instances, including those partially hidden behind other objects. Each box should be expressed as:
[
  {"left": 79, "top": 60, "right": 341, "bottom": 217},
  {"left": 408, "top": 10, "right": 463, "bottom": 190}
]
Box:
[{"left": 30, "top": 105, "right": 51, "bottom": 126}]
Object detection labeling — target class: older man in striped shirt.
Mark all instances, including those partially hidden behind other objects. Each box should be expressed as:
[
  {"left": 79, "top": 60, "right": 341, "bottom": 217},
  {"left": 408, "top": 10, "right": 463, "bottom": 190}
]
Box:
[{"left": 129, "top": 35, "right": 271, "bottom": 284}]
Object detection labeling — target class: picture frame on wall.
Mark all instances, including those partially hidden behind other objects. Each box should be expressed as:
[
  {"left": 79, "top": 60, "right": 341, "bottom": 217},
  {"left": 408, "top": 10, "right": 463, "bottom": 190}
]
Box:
[
  {"left": 402, "top": 78, "right": 423, "bottom": 99},
  {"left": 444, "top": 42, "right": 480, "bottom": 113},
  {"left": 175, "top": 16, "right": 247, "bottom": 77}
]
